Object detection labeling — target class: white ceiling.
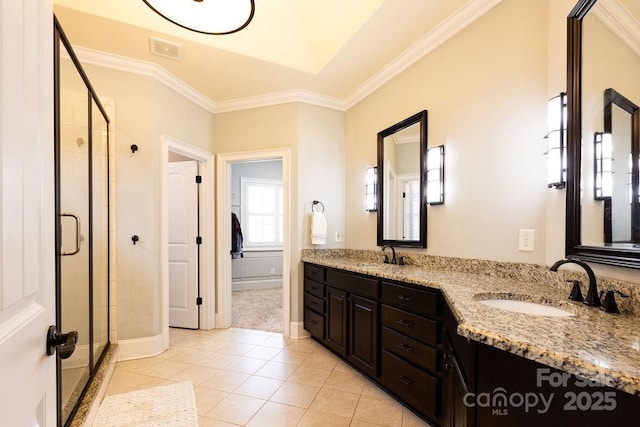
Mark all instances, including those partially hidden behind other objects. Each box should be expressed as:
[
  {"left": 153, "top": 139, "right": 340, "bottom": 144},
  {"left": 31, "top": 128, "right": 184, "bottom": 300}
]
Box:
[{"left": 53, "top": 0, "right": 499, "bottom": 107}]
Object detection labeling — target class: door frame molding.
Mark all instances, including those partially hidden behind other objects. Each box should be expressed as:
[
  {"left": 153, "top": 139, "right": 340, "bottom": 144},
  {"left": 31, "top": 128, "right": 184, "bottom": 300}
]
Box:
[
  {"left": 161, "top": 135, "right": 215, "bottom": 348},
  {"left": 216, "top": 148, "right": 291, "bottom": 337}
]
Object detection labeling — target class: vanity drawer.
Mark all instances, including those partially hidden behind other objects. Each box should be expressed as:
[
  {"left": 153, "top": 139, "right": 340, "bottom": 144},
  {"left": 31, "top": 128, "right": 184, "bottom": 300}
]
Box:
[
  {"left": 326, "top": 269, "right": 379, "bottom": 298},
  {"left": 304, "top": 307, "right": 325, "bottom": 339},
  {"left": 382, "top": 282, "right": 439, "bottom": 318},
  {"left": 304, "top": 264, "right": 326, "bottom": 282},
  {"left": 304, "top": 292, "right": 325, "bottom": 314},
  {"left": 381, "top": 350, "right": 439, "bottom": 420},
  {"left": 304, "top": 279, "right": 325, "bottom": 298},
  {"left": 382, "top": 327, "right": 439, "bottom": 373},
  {"left": 381, "top": 305, "right": 440, "bottom": 345}
]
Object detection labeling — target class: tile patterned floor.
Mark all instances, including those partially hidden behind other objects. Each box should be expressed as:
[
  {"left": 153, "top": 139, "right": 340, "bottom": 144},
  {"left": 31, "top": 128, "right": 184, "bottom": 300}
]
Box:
[{"left": 105, "top": 327, "right": 433, "bottom": 426}]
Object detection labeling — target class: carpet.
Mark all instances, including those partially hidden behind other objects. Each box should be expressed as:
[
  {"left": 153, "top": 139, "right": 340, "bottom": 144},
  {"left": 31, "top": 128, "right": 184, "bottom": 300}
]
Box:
[
  {"left": 232, "top": 287, "right": 283, "bottom": 332},
  {"left": 92, "top": 381, "right": 197, "bottom": 427}
]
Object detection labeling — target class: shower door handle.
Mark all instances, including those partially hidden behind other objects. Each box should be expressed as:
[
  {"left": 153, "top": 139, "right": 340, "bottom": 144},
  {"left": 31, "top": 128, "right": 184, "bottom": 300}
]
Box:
[
  {"left": 46, "top": 325, "right": 78, "bottom": 359},
  {"left": 60, "top": 212, "right": 81, "bottom": 256}
]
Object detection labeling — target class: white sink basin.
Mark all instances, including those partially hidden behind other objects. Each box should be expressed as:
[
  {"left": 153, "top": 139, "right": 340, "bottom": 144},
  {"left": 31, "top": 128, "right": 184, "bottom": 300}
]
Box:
[{"left": 478, "top": 299, "right": 575, "bottom": 317}]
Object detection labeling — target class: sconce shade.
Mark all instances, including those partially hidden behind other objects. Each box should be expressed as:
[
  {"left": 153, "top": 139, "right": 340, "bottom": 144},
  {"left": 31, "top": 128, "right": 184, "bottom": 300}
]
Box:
[
  {"left": 546, "top": 92, "right": 567, "bottom": 188},
  {"left": 365, "top": 167, "right": 378, "bottom": 211},
  {"left": 594, "top": 132, "right": 613, "bottom": 199},
  {"left": 142, "top": 0, "right": 255, "bottom": 35},
  {"left": 426, "top": 145, "right": 445, "bottom": 205}
]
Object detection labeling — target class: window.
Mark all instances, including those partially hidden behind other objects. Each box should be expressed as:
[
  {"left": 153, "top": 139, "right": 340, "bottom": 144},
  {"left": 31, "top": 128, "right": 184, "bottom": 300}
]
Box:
[{"left": 240, "top": 177, "right": 283, "bottom": 249}]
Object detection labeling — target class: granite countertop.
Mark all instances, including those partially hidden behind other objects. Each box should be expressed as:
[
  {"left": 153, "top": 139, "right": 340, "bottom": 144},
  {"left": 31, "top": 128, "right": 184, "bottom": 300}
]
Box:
[{"left": 301, "top": 253, "right": 640, "bottom": 397}]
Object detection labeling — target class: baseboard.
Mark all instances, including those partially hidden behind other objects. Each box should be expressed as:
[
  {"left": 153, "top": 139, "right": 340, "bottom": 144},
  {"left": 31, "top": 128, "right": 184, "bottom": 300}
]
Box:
[
  {"left": 232, "top": 278, "right": 283, "bottom": 291},
  {"left": 117, "top": 334, "right": 165, "bottom": 361},
  {"left": 289, "top": 321, "right": 311, "bottom": 339}
]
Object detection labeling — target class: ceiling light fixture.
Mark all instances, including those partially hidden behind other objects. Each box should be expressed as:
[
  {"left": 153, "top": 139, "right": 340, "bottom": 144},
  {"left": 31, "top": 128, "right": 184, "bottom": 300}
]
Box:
[{"left": 142, "top": 0, "right": 255, "bottom": 35}]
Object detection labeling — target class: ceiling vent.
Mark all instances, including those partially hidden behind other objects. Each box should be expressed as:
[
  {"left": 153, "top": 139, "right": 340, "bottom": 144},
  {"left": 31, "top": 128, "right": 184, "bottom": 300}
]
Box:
[{"left": 149, "top": 36, "right": 182, "bottom": 61}]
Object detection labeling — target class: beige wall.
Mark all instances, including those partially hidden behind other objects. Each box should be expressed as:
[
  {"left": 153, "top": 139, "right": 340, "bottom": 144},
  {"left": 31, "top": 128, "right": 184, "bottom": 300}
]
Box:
[
  {"left": 81, "top": 64, "right": 215, "bottom": 340},
  {"left": 345, "top": 0, "right": 548, "bottom": 263},
  {"left": 213, "top": 102, "right": 346, "bottom": 323}
]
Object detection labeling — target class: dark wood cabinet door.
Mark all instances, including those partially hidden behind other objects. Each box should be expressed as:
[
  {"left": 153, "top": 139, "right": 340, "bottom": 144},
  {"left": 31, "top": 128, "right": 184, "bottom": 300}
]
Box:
[
  {"left": 443, "top": 335, "right": 472, "bottom": 427},
  {"left": 348, "top": 295, "right": 379, "bottom": 377},
  {"left": 325, "top": 287, "right": 348, "bottom": 356}
]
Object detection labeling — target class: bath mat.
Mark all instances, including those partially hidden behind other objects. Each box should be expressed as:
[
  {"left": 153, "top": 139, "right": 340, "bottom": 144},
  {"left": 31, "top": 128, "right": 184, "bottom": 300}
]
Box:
[{"left": 92, "top": 381, "right": 198, "bottom": 426}]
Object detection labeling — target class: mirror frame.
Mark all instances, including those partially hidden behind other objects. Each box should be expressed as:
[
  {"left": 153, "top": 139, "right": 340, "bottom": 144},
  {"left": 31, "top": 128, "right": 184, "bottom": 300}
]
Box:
[
  {"left": 377, "top": 110, "right": 428, "bottom": 248},
  {"left": 566, "top": 0, "right": 640, "bottom": 268}
]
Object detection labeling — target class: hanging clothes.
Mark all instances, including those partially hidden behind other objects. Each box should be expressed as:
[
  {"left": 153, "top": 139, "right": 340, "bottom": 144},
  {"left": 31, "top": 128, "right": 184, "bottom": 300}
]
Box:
[{"left": 231, "top": 212, "right": 244, "bottom": 259}]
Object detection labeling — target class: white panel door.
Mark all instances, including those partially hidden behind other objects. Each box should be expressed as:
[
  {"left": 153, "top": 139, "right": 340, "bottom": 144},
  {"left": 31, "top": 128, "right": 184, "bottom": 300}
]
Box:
[
  {"left": 0, "top": 0, "right": 57, "bottom": 426},
  {"left": 168, "top": 161, "right": 199, "bottom": 329}
]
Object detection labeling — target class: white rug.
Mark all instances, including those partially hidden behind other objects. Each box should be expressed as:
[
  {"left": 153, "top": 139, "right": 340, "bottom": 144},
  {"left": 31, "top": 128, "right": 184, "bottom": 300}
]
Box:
[{"left": 93, "top": 381, "right": 198, "bottom": 426}]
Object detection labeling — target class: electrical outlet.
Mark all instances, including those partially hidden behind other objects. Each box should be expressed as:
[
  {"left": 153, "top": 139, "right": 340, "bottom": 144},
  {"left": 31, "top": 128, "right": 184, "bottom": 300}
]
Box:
[
  {"left": 270, "top": 267, "right": 276, "bottom": 275},
  {"left": 518, "top": 229, "right": 535, "bottom": 252},
  {"left": 335, "top": 231, "right": 342, "bottom": 243}
]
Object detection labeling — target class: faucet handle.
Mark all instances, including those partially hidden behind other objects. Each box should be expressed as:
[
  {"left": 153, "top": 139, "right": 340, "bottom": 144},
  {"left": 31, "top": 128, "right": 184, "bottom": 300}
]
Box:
[
  {"left": 567, "top": 280, "right": 584, "bottom": 302},
  {"left": 398, "top": 256, "right": 406, "bottom": 266},
  {"left": 599, "top": 290, "right": 628, "bottom": 314},
  {"left": 383, "top": 254, "right": 390, "bottom": 264}
]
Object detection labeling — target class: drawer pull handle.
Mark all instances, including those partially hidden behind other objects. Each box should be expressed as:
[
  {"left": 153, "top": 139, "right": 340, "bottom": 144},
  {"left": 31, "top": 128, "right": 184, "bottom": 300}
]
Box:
[
  {"left": 309, "top": 320, "right": 317, "bottom": 325},
  {"left": 396, "top": 319, "right": 413, "bottom": 327},
  {"left": 397, "top": 295, "right": 413, "bottom": 301},
  {"left": 398, "top": 375, "right": 413, "bottom": 385},
  {"left": 398, "top": 343, "right": 414, "bottom": 352}
]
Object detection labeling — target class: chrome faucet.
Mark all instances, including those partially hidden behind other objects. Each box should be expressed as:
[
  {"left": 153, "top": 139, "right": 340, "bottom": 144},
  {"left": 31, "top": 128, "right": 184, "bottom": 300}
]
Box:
[
  {"left": 550, "top": 259, "right": 600, "bottom": 307},
  {"left": 382, "top": 245, "right": 397, "bottom": 265}
]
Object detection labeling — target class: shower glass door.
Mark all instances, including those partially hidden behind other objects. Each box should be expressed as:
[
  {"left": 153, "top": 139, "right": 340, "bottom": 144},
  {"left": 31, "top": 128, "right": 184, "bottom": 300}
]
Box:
[{"left": 55, "top": 19, "right": 111, "bottom": 426}]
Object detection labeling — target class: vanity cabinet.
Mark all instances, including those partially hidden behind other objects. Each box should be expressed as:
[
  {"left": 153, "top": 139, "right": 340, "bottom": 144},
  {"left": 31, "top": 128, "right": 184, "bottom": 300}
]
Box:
[
  {"left": 303, "top": 264, "right": 326, "bottom": 340},
  {"left": 380, "top": 281, "right": 441, "bottom": 421},
  {"left": 325, "top": 269, "right": 379, "bottom": 377}
]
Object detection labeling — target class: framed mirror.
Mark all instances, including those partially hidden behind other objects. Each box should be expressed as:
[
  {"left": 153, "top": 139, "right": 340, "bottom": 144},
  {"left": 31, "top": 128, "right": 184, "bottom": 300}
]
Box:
[
  {"left": 566, "top": 0, "right": 640, "bottom": 268},
  {"left": 377, "top": 110, "right": 428, "bottom": 248}
]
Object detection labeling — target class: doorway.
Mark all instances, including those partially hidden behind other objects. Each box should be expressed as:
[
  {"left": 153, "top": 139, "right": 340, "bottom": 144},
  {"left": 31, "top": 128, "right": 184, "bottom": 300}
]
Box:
[
  {"left": 230, "top": 160, "right": 284, "bottom": 332},
  {"left": 216, "top": 149, "right": 291, "bottom": 337},
  {"left": 161, "top": 136, "right": 215, "bottom": 347}
]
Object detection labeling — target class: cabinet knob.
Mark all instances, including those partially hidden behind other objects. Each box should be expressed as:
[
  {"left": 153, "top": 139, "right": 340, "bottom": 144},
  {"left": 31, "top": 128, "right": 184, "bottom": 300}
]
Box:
[
  {"left": 398, "top": 375, "right": 414, "bottom": 386},
  {"left": 398, "top": 343, "right": 414, "bottom": 352},
  {"left": 397, "top": 294, "right": 413, "bottom": 301},
  {"left": 396, "top": 319, "right": 413, "bottom": 327}
]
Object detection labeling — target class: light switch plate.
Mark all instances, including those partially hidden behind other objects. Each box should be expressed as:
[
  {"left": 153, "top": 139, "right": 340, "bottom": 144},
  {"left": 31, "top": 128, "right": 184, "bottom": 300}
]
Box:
[{"left": 335, "top": 231, "right": 342, "bottom": 243}]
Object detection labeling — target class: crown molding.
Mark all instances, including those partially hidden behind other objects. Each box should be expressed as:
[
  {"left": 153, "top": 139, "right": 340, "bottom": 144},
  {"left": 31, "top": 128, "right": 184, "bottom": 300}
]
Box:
[
  {"left": 213, "top": 90, "right": 345, "bottom": 113},
  {"left": 70, "top": 45, "right": 346, "bottom": 113},
  {"left": 593, "top": 0, "right": 640, "bottom": 58},
  {"left": 343, "top": 0, "right": 503, "bottom": 110},
  {"left": 72, "top": 45, "right": 216, "bottom": 113}
]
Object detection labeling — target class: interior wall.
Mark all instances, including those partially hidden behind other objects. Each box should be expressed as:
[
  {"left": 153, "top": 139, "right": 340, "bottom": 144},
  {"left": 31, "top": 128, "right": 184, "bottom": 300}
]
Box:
[
  {"left": 79, "top": 64, "right": 215, "bottom": 341},
  {"left": 345, "top": 0, "right": 548, "bottom": 264}
]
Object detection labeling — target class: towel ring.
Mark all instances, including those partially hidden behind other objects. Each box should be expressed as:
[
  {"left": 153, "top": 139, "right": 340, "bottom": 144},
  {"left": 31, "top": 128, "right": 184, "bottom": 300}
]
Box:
[{"left": 312, "top": 200, "right": 325, "bottom": 213}]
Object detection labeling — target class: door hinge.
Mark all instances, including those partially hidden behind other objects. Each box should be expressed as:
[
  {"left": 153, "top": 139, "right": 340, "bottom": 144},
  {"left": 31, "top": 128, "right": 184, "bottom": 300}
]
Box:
[
  {"left": 196, "top": 297, "right": 203, "bottom": 305},
  {"left": 195, "top": 175, "right": 202, "bottom": 184},
  {"left": 196, "top": 236, "right": 202, "bottom": 244}
]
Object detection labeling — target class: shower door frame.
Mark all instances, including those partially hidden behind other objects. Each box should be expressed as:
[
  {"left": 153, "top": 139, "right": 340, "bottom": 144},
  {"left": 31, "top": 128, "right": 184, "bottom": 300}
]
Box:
[{"left": 54, "top": 17, "right": 111, "bottom": 426}]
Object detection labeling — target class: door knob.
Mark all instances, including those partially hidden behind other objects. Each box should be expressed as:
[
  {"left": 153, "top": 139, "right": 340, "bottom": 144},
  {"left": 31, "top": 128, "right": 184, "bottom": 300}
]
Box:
[{"left": 46, "top": 325, "right": 78, "bottom": 359}]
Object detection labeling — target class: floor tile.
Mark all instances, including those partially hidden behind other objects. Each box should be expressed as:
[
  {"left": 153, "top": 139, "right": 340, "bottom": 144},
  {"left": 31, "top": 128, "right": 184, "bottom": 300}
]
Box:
[
  {"left": 198, "top": 416, "right": 241, "bottom": 426},
  {"left": 226, "top": 356, "right": 267, "bottom": 374},
  {"left": 217, "top": 342, "right": 256, "bottom": 356},
  {"left": 362, "top": 380, "right": 391, "bottom": 400},
  {"left": 308, "top": 388, "right": 360, "bottom": 418},
  {"left": 139, "top": 359, "right": 191, "bottom": 379},
  {"left": 285, "top": 339, "right": 320, "bottom": 353},
  {"left": 271, "top": 348, "right": 311, "bottom": 365},
  {"left": 105, "top": 369, "right": 164, "bottom": 395},
  {"left": 297, "top": 409, "right": 352, "bottom": 426},
  {"left": 299, "top": 350, "right": 339, "bottom": 371},
  {"left": 244, "top": 345, "right": 282, "bottom": 360},
  {"left": 195, "top": 352, "right": 239, "bottom": 369},
  {"left": 205, "top": 393, "right": 265, "bottom": 425},
  {"left": 245, "top": 401, "right": 305, "bottom": 427},
  {"left": 402, "top": 408, "right": 433, "bottom": 426},
  {"left": 260, "top": 335, "right": 291, "bottom": 349},
  {"left": 353, "top": 395, "right": 404, "bottom": 427},
  {"left": 254, "top": 361, "right": 298, "bottom": 380},
  {"left": 116, "top": 357, "right": 162, "bottom": 373},
  {"left": 322, "top": 370, "right": 366, "bottom": 394},
  {"left": 287, "top": 365, "right": 332, "bottom": 387},
  {"left": 233, "top": 375, "right": 283, "bottom": 400},
  {"left": 200, "top": 370, "right": 250, "bottom": 392},
  {"left": 269, "top": 381, "right": 320, "bottom": 408},
  {"left": 193, "top": 386, "right": 229, "bottom": 415},
  {"left": 168, "top": 365, "right": 217, "bottom": 386}
]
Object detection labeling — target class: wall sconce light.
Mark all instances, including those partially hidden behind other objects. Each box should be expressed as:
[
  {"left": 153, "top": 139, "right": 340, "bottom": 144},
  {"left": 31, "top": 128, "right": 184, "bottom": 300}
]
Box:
[
  {"left": 545, "top": 92, "right": 567, "bottom": 188},
  {"left": 594, "top": 132, "right": 613, "bottom": 200},
  {"left": 142, "top": 0, "right": 255, "bottom": 35},
  {"left": 426, "top": 145, "right": 445, "bottom": 205},
  {"left": 365, "top": 167, "right": 377, "bottom": 212}
]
